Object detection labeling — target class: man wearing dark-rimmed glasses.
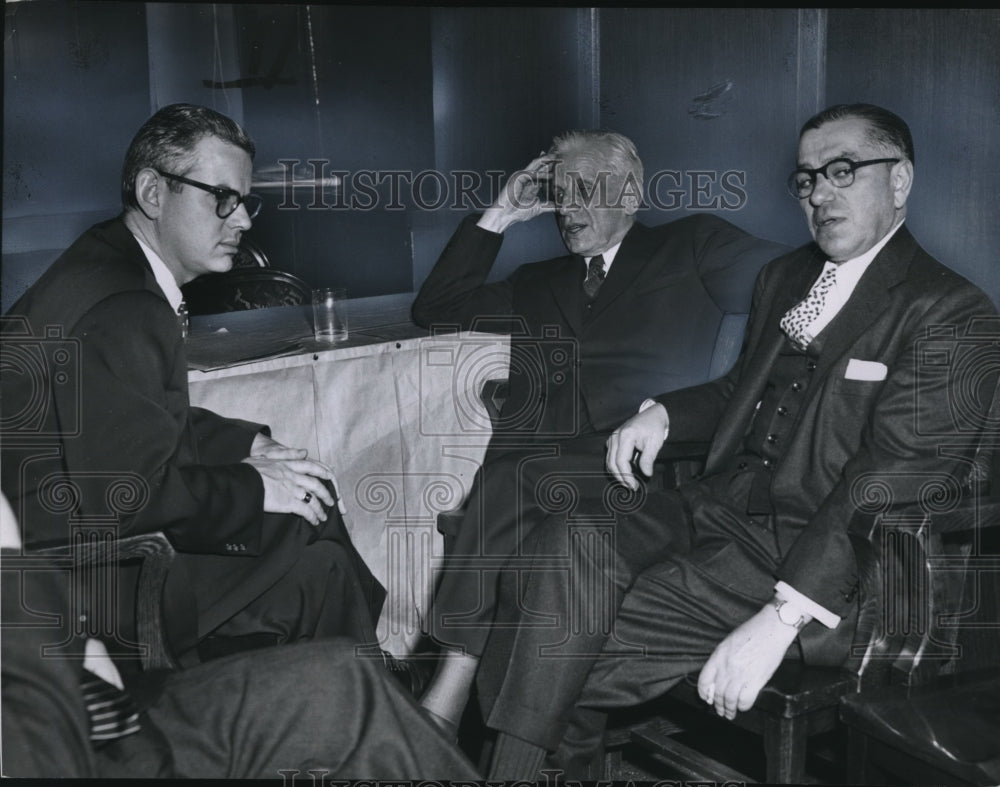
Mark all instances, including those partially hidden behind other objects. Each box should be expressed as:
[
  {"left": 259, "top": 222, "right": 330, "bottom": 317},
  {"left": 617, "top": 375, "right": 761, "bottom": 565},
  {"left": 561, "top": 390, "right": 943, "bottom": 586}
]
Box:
[{"left": 1, "top": 104, "right": 385, "bottom": 676}]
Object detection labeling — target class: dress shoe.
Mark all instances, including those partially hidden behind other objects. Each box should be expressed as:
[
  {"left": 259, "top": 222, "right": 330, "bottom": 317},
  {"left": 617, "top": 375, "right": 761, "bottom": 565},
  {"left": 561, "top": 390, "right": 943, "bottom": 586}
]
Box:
[
  {"left": 420, "top": 706, "right": 460, "bottom": 743},
  {"left": 380, "top": 650, "right": 433, "bottom": 699}
]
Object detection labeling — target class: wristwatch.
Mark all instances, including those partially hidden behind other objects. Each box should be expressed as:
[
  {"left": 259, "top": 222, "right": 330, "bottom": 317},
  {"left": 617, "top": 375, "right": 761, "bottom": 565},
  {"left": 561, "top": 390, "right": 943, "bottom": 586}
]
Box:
[{"left": 772, "top": 597, "right": 808, "bottom": 630}]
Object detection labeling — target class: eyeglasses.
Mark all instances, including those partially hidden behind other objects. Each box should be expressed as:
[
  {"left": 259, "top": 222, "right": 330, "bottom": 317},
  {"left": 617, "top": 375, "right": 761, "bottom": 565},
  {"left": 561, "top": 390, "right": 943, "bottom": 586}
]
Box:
[
  {"left": 155, "top": 169, "right": 263, "bottom": 219},
  {"left": 786, "top": 157, "right": 900, "bottom": 199}
]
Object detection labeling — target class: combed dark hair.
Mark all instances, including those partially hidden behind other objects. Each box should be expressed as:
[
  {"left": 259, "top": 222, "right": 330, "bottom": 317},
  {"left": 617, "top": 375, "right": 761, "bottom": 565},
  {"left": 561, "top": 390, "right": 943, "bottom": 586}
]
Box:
[
  {"left": 121, "top": 103, "right": 255, "bottom": 210},
  {"left": 801, "top": 103, "right": 914, "bottom": 165},
  {"left": 549, "top": 129, "right": 644, "bottom": 202}
]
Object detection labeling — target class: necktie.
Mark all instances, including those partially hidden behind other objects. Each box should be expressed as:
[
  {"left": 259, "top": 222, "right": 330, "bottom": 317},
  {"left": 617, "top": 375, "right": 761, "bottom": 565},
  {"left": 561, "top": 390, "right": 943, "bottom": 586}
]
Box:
[
  {"left": 177, "top": 301, "right": 189, "bottom": 340},
  {"left": 780, "top": 265, "right": 836, "bottom": 350},
  {"left": 80, "top": 638, "right": 140, "bottom": 744},
  {"left": 583, "top": 254, "right": 606, "bottom": 300}
]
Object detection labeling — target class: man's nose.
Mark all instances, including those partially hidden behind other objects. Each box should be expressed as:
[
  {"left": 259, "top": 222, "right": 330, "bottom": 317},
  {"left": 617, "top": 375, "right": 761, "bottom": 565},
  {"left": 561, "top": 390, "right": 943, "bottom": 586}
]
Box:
[
  {"left": 230, "top": 203, "right": 253, "bottom": 230},
  {"left": 557, "top": 196, "right": 579, "bottom": 215},
  {"left": 808, "top": 174, "right": 836, "bottom": 206}
]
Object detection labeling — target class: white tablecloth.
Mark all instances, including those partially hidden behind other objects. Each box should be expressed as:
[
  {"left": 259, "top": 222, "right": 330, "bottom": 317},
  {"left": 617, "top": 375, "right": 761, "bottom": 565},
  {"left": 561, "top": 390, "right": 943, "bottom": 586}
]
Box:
[{"left": 188, "top": 304, "right": 508, "bottom": 655}]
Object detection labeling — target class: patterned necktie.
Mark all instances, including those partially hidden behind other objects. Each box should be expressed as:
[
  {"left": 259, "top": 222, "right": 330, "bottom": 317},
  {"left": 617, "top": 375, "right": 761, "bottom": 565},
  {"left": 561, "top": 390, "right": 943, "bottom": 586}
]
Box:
[
  {"left": 81, "top": 638, "right": 141, "bottom": 743},
  {"left": 583, "top": 254, "right": 606, "bottom": 300},
  {"left": 177, "top": 301, "right": 189, "bottom": 340},
  {"left": 780, "top": 265, "right": 837, "bottom": 350}
]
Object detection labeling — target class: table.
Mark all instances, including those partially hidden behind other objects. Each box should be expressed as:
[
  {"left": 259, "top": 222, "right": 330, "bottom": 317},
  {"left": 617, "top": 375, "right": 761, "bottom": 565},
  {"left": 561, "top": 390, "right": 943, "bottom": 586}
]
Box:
[{"left": 186, "top": 295, "right": 509, "bottom": 655}]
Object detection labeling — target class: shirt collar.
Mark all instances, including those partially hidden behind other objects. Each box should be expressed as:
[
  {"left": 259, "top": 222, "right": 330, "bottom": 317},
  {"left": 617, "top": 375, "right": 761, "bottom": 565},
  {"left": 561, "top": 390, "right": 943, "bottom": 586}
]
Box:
[
  {"left": 132, "top": 234, "right": 185, "bottom": 312},
  {"left": 822, "top": 220, "right": 904, "bottom": 300},
  {"left": 584, "top": 239, "right": 623, "bottom": 271}
]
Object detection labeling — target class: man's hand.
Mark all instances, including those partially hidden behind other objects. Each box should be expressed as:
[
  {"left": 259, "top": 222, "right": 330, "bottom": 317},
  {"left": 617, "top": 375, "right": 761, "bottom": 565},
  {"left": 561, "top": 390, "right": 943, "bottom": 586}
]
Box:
[
  {"left": 696, "top": 603, "right": 802, "bottom": 720},
  {"left": 248, "top": 434, "right": 346, "bottom": 519},
  {"left": 606, "top": 403, "right": 669, "bottom": 490},
  {"left": 250, "top": 432, "right": 307, "bottom": 460},
  {"left": 477, "top": 153, "right": 556, "bottom": 234}
]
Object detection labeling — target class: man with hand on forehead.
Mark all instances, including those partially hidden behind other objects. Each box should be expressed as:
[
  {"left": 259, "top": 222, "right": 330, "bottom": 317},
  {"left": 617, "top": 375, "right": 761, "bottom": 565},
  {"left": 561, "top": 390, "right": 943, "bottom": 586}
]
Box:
[{"left": 412, "top": 129, "right": 786, "bottom": 736}]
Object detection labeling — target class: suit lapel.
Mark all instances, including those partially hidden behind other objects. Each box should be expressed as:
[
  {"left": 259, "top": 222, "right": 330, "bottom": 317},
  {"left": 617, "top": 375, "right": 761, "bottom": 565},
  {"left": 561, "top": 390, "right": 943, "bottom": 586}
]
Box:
[
  {"left": 582, "top": 223, "right": 661, "bottom": 325},
  {"left": 547, "top": 255, "right": 587, "bottom": 334},
  {"left": 807, "top": 226, "right": 916, "bottom": 388}
]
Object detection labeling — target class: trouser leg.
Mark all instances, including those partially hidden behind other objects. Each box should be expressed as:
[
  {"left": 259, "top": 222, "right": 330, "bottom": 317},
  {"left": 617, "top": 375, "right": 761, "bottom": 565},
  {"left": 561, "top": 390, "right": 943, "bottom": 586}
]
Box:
[
  {"left": 547, "top": 495, "right": 786, "bottom": 775},
  {"left": 139, "top": 639, "right": 480, "bottom": 779},
  {"left": 430, "top": 434, "right": 610, "bottom": 656},
  {"left": 479, "top": 486, "right": 691, "bottom": 750}
]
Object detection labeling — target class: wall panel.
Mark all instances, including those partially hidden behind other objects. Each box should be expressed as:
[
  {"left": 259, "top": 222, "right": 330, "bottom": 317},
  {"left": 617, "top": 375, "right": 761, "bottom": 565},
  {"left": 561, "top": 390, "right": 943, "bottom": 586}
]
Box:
[{"left": 598, "top": 8, "right": 810, "bottom": 247}]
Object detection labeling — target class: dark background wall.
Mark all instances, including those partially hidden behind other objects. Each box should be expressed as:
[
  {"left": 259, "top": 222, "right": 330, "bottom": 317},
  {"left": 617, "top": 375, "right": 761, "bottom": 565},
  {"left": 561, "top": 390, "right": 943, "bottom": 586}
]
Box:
[{"left": 4, "top": 6, "right": 999, "bottom": 312}]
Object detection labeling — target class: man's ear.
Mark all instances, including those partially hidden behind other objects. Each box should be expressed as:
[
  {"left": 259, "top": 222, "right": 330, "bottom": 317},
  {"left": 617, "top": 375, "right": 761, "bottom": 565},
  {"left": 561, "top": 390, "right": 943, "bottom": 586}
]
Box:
[
  {"left": 619, "top": 172, "right": 643, "bottom": 215},
  {"left": 134, "top": 169, "right": 163, "bottom": 218},
  {"left": 892, "top": 159, "right": 914, "bottom": 210}
]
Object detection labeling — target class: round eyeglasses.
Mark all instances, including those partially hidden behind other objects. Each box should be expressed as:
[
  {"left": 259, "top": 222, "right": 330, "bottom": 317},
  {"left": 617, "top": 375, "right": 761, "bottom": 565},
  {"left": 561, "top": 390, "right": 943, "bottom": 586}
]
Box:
[
  {"left": 786, "top": 157, "right": 900, "bottom": 199},
  {"left": 156, "top": 169, "right": 263, "bottom": 219}
]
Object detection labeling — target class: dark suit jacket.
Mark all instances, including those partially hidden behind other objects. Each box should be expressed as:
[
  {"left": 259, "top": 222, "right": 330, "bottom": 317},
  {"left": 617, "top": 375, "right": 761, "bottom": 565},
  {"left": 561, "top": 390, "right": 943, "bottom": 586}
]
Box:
[
  {"left": 1, "top": 217, "right": 383, "bottom": 643},
  {"left": 654, "top": 226, "right": 998, "bottom": 660},
  {"left": 412, "top": 213, "right": 788, "bottom": 436}
]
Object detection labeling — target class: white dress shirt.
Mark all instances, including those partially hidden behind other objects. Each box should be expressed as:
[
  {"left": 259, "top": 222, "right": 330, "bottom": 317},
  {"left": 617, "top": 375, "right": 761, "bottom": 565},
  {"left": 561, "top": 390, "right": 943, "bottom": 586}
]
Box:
[{"left": 132, "top": 235, "right": 184, "bottom": 313}]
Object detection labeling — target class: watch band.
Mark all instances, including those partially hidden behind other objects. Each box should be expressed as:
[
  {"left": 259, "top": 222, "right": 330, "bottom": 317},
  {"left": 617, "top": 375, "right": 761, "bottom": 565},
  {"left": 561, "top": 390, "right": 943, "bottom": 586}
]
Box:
[{"left": 772, "top": 597, "right": 807, "bottom": 630}]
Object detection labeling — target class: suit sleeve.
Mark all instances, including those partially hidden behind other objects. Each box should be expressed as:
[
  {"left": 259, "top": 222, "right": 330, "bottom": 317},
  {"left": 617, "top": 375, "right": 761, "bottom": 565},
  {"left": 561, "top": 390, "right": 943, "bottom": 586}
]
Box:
[
  {"left": 778, "top": 283, "right": 999, "bottom": 613},
  {"left": 61, "top": 291, "right": 265, "bottom": 554},
  {"left": 410, "top": 214, "right": 515, "bottom": 331},
  {"left": 188, "top": 407, "right": 263, "bottom": 465},
  {"left": 652, "top": 259, "right": 776, "bottom": 443},
  {"left": 690, "top": 214, "right": 790, "bottom": 314}
]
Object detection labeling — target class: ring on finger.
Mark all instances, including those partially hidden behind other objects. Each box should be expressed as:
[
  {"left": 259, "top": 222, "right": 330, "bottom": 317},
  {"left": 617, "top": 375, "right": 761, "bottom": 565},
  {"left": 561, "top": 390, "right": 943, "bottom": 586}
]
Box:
[{"left": 302, "top": 492, "right": 312, "bottom": 504}]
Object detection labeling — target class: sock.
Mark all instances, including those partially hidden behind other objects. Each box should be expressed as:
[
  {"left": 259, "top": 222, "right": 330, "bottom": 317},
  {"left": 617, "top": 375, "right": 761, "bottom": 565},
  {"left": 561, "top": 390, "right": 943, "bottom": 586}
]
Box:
[{"left": 488, "top": 731, "right": 547, "bottom": 779}]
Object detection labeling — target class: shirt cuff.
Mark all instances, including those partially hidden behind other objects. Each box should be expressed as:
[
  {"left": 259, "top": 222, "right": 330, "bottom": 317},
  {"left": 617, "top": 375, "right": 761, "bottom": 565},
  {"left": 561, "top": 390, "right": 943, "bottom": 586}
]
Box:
[
  {"left": 774, "top": 581, "right": 841, "bottom": 629},
  {"left": 638, "top": 398, "right": 670, "bottom": 440}
]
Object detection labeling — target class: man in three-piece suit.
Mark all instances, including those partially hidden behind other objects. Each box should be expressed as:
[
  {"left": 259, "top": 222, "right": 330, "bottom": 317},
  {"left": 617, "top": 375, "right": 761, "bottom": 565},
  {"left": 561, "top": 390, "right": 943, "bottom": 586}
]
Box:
[
  {"left": 410, "top": 130, "right": 787, "bottom": 733},
  {"left": 481, "top": 104, "right": 999, "bottom": 778},
  {"left": 0, "top": 104, "right": 383, "bottom": 668}
]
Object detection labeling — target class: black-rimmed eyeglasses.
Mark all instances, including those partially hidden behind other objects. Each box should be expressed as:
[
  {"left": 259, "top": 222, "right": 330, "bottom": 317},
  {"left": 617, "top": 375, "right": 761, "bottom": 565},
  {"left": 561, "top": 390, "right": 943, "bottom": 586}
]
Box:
[
  {"left": 156, "top": 169, "right": 263, "bottom": 219},
  {"left": 787, "top": 157, "right": 900, "bottom": 199}
]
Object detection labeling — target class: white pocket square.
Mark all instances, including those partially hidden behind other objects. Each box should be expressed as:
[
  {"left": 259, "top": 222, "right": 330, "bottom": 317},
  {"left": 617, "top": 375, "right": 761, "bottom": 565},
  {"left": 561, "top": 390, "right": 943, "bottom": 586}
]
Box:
[{"left": 844, "top": 358, "right": 887, "bottom": 381}]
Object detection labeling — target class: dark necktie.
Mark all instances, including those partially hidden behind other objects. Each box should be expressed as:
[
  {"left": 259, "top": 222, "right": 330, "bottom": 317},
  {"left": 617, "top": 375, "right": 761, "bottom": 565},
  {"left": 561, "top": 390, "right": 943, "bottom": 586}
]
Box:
[{"left": 583, "top": 254, "right": 606, "bottom": 300}]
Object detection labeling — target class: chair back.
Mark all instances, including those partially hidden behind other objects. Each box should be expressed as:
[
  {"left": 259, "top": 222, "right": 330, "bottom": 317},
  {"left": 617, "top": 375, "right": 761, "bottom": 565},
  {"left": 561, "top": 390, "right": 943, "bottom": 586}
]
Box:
[
  {"left": 182, "top": 268, "right": 312, "bottom": 316},
  {"left": 846, "top": 358, "right": 1000, "bottom": 688}
]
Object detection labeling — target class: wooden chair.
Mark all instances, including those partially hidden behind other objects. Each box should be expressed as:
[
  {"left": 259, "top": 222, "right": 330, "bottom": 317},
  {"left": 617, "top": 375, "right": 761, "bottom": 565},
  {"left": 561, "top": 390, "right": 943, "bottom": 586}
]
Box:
[
  {"left": 839, "top": 513, "right": 1000, "bottom": 785},
  {"left": 182, "top": 268, "right": 311, "bottom": 316},
  {"left": 230, "top": 235, "right": 271, "bottom": 269},
  {"left": 29, "top": 531, "right": 178, "bottom": 671}
]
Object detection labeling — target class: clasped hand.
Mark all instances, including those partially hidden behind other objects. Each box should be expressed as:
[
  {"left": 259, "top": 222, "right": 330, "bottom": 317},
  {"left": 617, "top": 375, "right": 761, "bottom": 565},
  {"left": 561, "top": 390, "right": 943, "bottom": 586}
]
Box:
[{"left": 243, "top": 433, "right": 344, "bottom": 526}]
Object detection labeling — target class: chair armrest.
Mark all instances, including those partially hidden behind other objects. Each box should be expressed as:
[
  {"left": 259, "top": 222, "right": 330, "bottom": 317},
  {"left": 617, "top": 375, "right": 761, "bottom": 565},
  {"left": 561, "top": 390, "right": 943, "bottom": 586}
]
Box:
[
  {"left": 33, "top": 532, "right": 178, "bottom": 672},
  {"left": 846, "top": 505, "right": 974, "bottom": 689}
]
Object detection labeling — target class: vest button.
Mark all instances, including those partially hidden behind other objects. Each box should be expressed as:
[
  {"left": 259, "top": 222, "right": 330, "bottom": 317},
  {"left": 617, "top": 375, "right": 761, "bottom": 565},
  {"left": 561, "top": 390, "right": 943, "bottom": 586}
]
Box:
[
  {"left": 807, "top": 361, "right": 817, "bottom": 372},
  {"left": 791, "top": 381, "right": 802, "bottom": 391},
  {"left": 762, "top": 458, "right": 772, "bottom": 468},
  {"left": 737, "top": 462, "right": 748, "bottom": 470},
  {"left": 777, "top": 406, "right": 788, "bottom": 416},
  {"left": 766, "top": 433, "right": 778, "bottom": 444}
]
